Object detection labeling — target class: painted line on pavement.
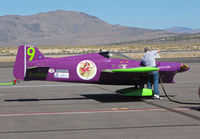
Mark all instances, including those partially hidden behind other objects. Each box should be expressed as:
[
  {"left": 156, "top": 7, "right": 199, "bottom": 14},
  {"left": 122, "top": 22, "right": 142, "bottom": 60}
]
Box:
[{"left": 0, "top": 107, "right": 191, "bottom": 117}]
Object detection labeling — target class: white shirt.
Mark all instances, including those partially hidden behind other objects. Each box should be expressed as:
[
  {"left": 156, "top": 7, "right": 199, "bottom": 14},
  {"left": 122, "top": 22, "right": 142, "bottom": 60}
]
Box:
[{"left": 142, "top": 50, "right": 158, "bottom": 67}]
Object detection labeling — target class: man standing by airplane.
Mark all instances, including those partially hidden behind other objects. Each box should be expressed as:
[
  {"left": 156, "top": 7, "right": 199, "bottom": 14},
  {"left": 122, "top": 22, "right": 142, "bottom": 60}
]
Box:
[{"left": 142, "top": 47, "right": 162, "bottom": 99}]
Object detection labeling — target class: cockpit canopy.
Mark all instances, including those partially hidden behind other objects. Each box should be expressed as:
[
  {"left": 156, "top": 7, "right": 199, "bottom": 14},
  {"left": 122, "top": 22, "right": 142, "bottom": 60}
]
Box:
[{"left": 99, "top": 51, "right": 133, "bottom": 60}]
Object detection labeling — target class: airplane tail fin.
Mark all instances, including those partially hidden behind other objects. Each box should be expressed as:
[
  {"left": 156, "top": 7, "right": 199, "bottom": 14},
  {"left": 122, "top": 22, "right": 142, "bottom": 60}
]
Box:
[{"left": 13, "top": 45, "right": 45, "bottom": 80}]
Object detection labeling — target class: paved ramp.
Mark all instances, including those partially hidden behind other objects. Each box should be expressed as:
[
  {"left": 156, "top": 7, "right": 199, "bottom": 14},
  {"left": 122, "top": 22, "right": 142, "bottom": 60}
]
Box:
[{"left": 0, "top": 59, "right": 199, "bottom": 139}]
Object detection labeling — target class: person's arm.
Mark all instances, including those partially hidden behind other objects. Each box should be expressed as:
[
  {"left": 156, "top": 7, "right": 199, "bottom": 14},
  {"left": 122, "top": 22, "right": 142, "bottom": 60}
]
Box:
[{"left": 152, "top": 50, "right": 160, "bottom": 56}]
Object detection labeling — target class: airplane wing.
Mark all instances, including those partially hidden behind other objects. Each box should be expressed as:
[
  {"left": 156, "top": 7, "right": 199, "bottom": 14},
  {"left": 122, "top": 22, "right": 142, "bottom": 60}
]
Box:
[
  {"left": 100, "top": 67, "right": 159, "bottom": 85},
  {"left": 103, "top": 67, "right": 159, "bottom": 73}
]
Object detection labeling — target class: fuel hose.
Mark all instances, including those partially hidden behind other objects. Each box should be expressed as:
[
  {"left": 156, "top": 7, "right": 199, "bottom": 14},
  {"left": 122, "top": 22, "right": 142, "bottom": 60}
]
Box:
[
  {"left": 0, "top": 79, "right": 18, "bottom": 86},
  {"left": 159, "top": 74, "right": 200, "bottom": 105}
]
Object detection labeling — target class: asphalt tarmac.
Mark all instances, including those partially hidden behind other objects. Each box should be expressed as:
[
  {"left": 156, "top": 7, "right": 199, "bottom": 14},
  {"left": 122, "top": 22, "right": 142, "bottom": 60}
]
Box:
[{"left": 0, "top": 58, "right": 199, "bottom": 139}]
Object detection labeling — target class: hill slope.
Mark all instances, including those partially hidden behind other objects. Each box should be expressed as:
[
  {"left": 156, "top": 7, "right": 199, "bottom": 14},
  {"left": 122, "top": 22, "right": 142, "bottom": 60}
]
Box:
[
  {"left": 0, "top": 10, "right": 177, "bottom": 47},
  {"left": 164, "top": 26, "right": 200, "bottom": 34},
  {"left": 110, "top": 33, "right": 200, "bottom": 45}
]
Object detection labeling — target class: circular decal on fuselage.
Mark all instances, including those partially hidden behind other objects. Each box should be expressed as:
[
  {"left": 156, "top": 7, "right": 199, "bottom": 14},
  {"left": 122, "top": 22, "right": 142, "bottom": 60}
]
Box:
[
  {"left": 48, "top": 68, "right": 55, "bottom": 73},
  {"left": 76, "top": 60, "right": 97, "bottom": 80}
]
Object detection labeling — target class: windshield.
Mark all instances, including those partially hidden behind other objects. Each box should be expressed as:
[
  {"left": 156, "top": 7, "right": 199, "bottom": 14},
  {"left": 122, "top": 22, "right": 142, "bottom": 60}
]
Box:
[{"left": 99, "top": 51, "right": 133, "bottom": 60}]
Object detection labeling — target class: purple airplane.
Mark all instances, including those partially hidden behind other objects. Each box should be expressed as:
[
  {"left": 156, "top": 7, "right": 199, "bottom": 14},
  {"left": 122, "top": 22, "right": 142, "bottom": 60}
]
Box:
[{"left": 13, "top": 45, "right": 190, "bottom": 96}]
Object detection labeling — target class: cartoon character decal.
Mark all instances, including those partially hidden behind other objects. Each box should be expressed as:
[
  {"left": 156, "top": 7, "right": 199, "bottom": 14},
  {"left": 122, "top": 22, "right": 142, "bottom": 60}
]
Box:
[{"left": 76, "top": 60, "right": 97, "bottom": 80}]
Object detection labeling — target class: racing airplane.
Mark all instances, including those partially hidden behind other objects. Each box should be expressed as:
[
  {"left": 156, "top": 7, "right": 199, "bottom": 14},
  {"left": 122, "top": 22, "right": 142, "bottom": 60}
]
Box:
[{"left": 13, "top": 45, "right": 190, "bottom": 96}]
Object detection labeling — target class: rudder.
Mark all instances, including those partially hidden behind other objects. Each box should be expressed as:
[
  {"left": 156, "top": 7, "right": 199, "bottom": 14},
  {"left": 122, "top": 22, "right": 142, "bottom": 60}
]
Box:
[{"left": 13, "top": 45, "right": 45, "bottom": 80}]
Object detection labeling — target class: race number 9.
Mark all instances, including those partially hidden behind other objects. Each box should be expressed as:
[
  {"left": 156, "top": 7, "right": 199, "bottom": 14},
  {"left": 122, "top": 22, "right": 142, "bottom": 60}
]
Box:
[{"left": 27, "top": 47, "right": 35, "bottom": 61}]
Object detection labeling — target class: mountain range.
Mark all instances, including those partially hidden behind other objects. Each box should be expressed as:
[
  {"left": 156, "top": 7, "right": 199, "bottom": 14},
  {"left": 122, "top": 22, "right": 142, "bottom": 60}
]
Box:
[
  {"left": 164, "top": 26, "right": 200, "bottom": 34},
  {"left": 0, "top": 10, "right": 198, "bottom": 47}
]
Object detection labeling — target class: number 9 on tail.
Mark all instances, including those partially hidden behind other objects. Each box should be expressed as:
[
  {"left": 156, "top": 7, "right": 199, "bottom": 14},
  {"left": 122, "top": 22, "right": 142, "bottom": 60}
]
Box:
[{"left": 27, "top": 47, "right": 35, "bottom": 61}]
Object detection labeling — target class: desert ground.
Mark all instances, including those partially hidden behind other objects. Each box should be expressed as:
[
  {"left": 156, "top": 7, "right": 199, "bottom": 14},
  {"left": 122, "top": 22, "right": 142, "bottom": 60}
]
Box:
[{"left": 0, "top": 44, "right": 200, "bottom": 62}]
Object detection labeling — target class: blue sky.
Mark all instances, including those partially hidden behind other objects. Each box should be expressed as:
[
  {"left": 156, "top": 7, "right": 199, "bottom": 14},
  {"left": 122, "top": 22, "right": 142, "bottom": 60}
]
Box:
[{"left": 1, "top": 0, "right": 200, "bottom": 29}]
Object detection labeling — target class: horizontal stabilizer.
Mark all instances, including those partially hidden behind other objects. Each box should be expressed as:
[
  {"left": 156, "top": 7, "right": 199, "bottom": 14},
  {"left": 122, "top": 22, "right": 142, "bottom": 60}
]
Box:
[{"left": 116, "top": 87, "right": 153, "bottom": 96}]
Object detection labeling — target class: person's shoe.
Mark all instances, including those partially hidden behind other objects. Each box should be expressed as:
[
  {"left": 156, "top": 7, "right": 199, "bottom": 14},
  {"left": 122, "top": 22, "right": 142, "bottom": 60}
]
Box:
[{"left": 153, "top": 94, "right": 162, "bottom": 100}]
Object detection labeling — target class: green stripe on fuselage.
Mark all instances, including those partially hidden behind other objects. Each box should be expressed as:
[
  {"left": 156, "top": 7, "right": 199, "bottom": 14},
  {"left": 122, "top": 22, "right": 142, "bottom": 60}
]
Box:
[{"left": 112, "top": 67, "right": 159, "bottom": 73}]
